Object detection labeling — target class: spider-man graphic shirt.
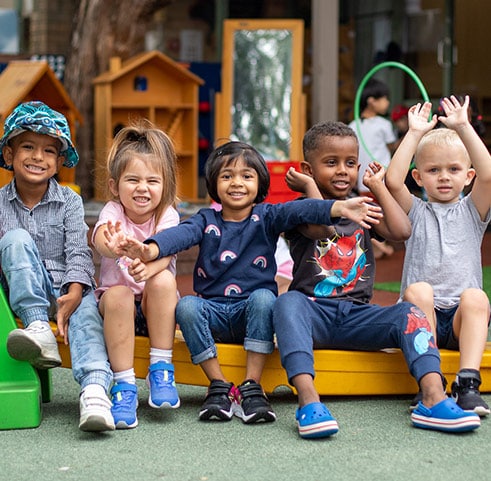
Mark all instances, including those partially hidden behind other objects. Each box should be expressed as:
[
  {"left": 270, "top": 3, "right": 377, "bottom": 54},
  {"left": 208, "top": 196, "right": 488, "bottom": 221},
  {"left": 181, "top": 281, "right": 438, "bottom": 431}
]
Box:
[{"left": 286, "top": 217, "right": 377, "bottom": 303}]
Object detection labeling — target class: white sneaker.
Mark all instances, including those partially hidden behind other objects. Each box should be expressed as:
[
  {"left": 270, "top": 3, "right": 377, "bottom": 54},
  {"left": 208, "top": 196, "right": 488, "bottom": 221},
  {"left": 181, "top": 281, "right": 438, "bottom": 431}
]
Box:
[
  {"left": 7, "top": 320, "right": 62, "bottom": 369},
  {"left": 79, "top": 384, "right": 115, "bottom": 432}
]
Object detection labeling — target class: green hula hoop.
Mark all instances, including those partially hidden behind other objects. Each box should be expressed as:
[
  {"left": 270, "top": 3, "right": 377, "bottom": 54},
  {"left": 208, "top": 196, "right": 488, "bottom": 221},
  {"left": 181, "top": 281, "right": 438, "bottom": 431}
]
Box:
[{"left": 354, "top": 61, "right": 430, "bottom": 163}]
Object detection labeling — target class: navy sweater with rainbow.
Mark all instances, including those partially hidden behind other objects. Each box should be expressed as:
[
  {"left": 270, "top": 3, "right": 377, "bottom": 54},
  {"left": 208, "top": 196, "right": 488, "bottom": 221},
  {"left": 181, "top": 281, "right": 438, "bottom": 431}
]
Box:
[{"left": 146, "top": 199, "right": 337, "bottom": 299}]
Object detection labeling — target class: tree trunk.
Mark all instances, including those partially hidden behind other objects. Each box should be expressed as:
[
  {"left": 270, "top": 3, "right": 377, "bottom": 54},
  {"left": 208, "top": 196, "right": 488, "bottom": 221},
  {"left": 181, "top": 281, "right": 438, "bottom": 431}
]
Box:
[{"left": 64, "top": 0, "right": 173, "bottom": 199}]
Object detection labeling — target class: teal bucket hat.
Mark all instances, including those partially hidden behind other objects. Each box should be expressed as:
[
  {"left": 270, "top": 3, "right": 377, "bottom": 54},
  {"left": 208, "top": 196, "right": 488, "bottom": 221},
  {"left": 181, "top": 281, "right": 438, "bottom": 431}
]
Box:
[{"left": 0, "top": 101, "right": 79, "bottom": 170}]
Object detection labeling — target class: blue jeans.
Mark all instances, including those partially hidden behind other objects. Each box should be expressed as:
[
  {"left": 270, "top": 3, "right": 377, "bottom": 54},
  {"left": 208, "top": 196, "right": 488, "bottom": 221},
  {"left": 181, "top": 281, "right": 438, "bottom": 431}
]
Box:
[
  {"left": 273, "top": 290, "right": 442, "bottom": 385},
  {"left": 0, "top": 229, "right": 112, "bottom": 390},
  {"left": 176, "top": 289, "right": 276, "bottom": 364}
]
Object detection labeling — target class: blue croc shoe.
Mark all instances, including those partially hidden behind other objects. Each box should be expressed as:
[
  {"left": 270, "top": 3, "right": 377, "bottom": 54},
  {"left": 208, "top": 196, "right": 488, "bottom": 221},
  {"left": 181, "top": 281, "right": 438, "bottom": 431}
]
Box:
[
  {"left": 296, "top": 402, "right": 339, "bottom": 439},
  {"left": 110, "top": 382, "right": 138, "bottom": 429},
  {"left": 146, "top": 361, "right": 180, "bottom": 409},
  {"left": 411, "top": 397, "right": 481, "bottom": 433}
]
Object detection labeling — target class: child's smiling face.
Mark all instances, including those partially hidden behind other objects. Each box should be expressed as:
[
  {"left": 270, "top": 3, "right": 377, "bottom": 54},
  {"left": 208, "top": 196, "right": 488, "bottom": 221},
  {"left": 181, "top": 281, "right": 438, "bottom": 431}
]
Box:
[
  {"left": 3, "top": 131, "right": 63, "bottom": 187},
  {"left": 303, "top": 135, "right": 360, "bottom": 200},
  {"left": 109, "top": 155, "right": 164, "bottom": 224},
  {"left": 216, "top": 157, "right": 259, "bottom": 219}
]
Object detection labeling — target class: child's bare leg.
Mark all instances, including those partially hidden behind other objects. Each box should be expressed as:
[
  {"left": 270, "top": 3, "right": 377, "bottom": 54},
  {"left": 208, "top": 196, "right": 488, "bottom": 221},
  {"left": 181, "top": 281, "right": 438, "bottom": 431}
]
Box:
[
  {"left": 244, "top": 351, "right": 267, "bottom": 383},
  {"left": 419, "top": 372, "right": 446, "bottom": 407},
  {"left": 200, "top": 357, "right": 227, "bottom": 382},
  {"left": 99, "top": 285, "right": 136, "bottom": 372},
  {"left": 453, "top": 288, "right": 489, "bottom": 370},
  {"left": 142, "top": 270, "right": 178, "bottom": 350},
  {"left": 404, "top": 282, "right": 437, "bottom": 340},
  {"left": 292, "top": 373, "right": 320, "bottom": 407}
]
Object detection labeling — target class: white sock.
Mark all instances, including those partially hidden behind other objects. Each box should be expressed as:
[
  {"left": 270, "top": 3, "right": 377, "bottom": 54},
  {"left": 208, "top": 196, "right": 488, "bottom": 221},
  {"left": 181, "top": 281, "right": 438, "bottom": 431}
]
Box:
[
  {"left": 113, "top": 368, "right": 136, "bottom": 385},
  {"left": 149, "top": 348, "right": 173, "bottom": 365}
]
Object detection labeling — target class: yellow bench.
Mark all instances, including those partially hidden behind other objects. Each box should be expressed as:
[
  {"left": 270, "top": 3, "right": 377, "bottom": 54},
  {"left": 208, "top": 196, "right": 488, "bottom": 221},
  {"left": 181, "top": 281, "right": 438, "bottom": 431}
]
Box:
[{"left": 51, "top": 324, "right": 491, "bottom": 396}]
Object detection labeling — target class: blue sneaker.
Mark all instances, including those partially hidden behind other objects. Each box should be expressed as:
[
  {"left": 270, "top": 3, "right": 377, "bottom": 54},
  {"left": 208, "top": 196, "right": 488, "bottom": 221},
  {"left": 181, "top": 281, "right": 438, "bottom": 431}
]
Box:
[
  {"left": 411, "top": 397, "right": 481, "bottom": 433},
  {"left": 296, "top": 402, "right": 339, "bottom": 439},
  {"left": 110, "top": 382, "right": 138, "bottom": 429},
  {"left": 146, "top": 361, "right": 180, "bottom": 409}
]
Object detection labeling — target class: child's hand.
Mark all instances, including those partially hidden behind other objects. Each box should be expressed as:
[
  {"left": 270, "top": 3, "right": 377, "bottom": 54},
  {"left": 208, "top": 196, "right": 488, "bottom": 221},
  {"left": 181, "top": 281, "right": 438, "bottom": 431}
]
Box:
[
  {"left": 408, "top": 101, "right": 437, "bottom": 135},
  {"left": 55, "top": 283, "right": 83, "bottom": 344},
  {"left": 128, "top": 258, "right": 150, "bottom": 283},
  {"left": 104, "top": 220, "right": 154, "bottom": 261},
  {"left": 335, "top": 197, "right": 383, "bottom": 229},
  {"left": 285, "top": 167, "right": 315, "bottom": 193},
  {"left": 103, "top": 220, "right": 129, "bottom": 256},
  {"left": 438, "top": 95, "right": 470, "bottom": 130},
  {"left": 362, "top": 161, "right": 385, "bottom": 190}
]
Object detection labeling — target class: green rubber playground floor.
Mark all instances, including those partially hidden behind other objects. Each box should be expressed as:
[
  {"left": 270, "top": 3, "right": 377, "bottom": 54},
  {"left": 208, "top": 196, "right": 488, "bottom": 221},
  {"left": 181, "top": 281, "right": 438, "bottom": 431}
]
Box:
[{"left": 1, "top": 367, "right": 491, "bottom": 481}]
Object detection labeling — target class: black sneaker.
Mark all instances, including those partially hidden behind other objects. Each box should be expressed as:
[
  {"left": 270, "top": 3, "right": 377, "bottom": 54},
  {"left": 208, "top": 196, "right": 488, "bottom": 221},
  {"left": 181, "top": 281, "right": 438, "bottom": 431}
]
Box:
[
  {"left": 235, "top": 380, "right": 276, "bottom": 424},
  {"left": 409, "top": 376, "right": 448, "bottom": 412},
  {"left": 451, "top": 369, "right": 490, "bottom": 417},
  {"left": 199, "top": 380, "right": 236, "bottom": 421}
]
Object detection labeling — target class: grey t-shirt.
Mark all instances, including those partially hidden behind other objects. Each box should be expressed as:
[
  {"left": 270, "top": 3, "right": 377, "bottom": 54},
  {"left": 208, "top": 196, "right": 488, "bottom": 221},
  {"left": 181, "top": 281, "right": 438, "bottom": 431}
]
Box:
[{"left": 401, "top": 195, "right": 491, "bottom": 308}]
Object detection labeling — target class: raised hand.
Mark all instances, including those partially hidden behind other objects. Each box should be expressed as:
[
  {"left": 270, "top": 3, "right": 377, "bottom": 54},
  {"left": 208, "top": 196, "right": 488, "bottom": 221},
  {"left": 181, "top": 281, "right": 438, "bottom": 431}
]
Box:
[
  {"left": 285, "top": 167, "right": 315, "bottom": 194},
  {"left": 438, "top": 95, "right": 470, "bottom": 130},
  {"left": 408, "top": 101, "right": 437, "bottom": 135},
  {"left": 362, "top": 161, "right": 385, "bottom": 192}
]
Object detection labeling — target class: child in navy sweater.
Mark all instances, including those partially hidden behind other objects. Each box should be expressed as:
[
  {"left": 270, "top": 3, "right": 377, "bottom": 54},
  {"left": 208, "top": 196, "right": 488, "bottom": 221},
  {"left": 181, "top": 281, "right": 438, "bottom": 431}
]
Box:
[{"left": 103, "top": 141, "right": 382, "bottom": 424}]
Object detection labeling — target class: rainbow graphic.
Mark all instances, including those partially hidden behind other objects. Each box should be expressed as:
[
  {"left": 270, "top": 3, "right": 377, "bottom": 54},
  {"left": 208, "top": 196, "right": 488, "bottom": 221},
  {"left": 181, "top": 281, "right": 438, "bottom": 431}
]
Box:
[
  {"left": 204, "top": 224, "right": 221, "bottom": 236},
  {"left": 224, "top": 284, "right": 242, "bottom": 296},
  {"left": 220, "top": 250, "right": 237, "bottom": 262}
]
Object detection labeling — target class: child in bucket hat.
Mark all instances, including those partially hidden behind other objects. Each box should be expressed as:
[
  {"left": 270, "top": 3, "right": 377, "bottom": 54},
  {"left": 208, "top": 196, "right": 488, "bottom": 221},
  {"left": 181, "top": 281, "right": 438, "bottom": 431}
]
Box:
[
  {"left": 0, "top": 100, "right": 79, "bottom": 170},
  {"left": 0, "top": 101, "right": 114, "bottom": 432}
]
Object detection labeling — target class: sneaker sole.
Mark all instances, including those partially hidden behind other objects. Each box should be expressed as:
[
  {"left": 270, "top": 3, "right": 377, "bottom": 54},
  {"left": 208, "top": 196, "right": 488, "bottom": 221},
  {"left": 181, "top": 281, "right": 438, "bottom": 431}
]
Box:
[
  {"left": 411, "top": 413, "right": 481, "bottom": 432},
  {"left": 235, "top": 406, "right": 277, "bottom": 424},
  {"left": 148, "top": 398, "right": 181, "bottom": 409},
  {"left": 7, "top": 332, "right": 61, "bottom": 369},
  {"left": 467, "top": 406, "right": 490, "bottom": 417},
  {"left": 297, "top": 419, "right": 339, "bottom": 439},
  {"left": 199, "top": 406, "right": 234, "bottom": 421},
  {"left": 79, "top": 414, "right": 115, "bottom": 432},
  {"left": 114, "top": 419, "right": 138, "bottom": 429},
  {"left": 453, "top": 396, "right": 490, "bottom": 417}
]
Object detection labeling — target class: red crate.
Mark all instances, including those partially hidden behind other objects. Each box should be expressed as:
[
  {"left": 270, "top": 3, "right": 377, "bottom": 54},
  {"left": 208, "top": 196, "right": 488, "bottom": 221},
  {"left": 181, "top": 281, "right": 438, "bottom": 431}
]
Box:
[{"left": 264, "top": 161, "right": 302, "bottom": 204}]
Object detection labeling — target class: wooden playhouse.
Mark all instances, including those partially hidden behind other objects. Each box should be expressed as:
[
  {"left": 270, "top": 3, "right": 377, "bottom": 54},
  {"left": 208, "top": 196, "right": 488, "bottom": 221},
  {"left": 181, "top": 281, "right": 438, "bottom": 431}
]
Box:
[
  {"left": 0, "top": 60, "right": 82, "bottom": 191},
  {"left": 92, "top": 50, "right": 204, "bottom": 201}
]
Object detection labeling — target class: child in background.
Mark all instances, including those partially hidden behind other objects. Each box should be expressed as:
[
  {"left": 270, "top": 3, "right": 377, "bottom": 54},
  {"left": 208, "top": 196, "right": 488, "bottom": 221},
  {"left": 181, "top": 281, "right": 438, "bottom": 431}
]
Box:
[
  {"left": 104, "top": 140, "right": 382, "bottom": 425},
  {"left": 274, "top": 120, "right": 481, "bottom": 439},
  {"left": 92, "top": 121, "right": 180, "bottom": 429},
  {"left": 349, "top": 78, "right": 397, "bottom": 194},
  {"left": 391, "top": 104, "right": 409, "bottom": 141},
  {"left": 385, "top": 96, "right": 491, "bottom": 416},
  {"left": 349, "top": 78, "right": 397, "bottom": 258},
  {"left": 0, "top": 101, "right": 114, "bottom": 432}
]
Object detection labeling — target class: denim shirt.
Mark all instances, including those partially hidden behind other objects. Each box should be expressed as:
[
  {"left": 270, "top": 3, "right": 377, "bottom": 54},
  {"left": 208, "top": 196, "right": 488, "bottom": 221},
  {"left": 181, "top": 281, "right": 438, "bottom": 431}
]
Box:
[{"left": 0, "top": 178, "right": 95, "bottom": 293}]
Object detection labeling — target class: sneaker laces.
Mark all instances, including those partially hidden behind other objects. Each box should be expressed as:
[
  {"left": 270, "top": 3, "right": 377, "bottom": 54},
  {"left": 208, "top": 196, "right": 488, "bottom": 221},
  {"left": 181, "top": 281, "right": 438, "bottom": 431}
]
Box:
[
  {"left": 111, "top": 384, "right": 137, "bottom": 410},
  {"left": 152, "top": 370, "right": 172, "bottom": 385}
]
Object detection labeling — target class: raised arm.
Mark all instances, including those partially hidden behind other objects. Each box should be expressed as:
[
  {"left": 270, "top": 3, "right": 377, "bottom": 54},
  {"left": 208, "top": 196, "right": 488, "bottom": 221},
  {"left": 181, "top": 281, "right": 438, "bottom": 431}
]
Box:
[
  {"left": 439, "top": 95, "right": 491, "bottom": 219},
  {"left": 385, "top": 101, "right": 438, "bottom": 213},
  {"left": 285, "top": 167, "right": 336, "bottom": 239},
  {"left": 363, "top": 162, "right": 412, "bottom": 241}
]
